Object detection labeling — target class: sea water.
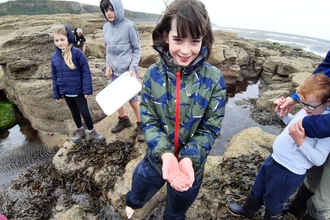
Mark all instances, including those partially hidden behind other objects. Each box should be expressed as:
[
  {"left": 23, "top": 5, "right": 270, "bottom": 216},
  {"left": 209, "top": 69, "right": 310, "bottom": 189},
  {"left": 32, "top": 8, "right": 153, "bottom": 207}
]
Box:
[
  {"left": 210, "top": 27, "right": 329, "bottom": 156},
  {"left": 215, "top": 27, "right": 330, "bottom": 58}
]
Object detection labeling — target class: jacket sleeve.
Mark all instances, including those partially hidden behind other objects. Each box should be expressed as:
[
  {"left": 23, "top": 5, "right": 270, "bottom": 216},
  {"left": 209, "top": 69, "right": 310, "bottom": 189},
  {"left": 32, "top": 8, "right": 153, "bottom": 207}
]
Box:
[
  {"left": 179, "top": 72, "right": 226, "bottom": 172},
  {"left": 302, "top": 114, "right": 330, "bottom": 138},
  {"left": 51, "top": 57, "right": 60, "bottom": 99},
  {"left": 128, "top": 24, "right": 141, "bottom": 73},
  {"left": 82, "top": 35, "right": 86, "bottom": 43},
  {"left": 298, "top": 136, "right": 330, "bottom": 166},
  {"left": 299, "top": 51, "right": 330, "bottom": 138},
  {"left": 313, "top": 50, "right": 330, "bottom": 75},
  {"left": 279, "top": 112, "right": 294, "bottom": 125},
  {"left": 75, "top": 49, "right": 93, "bottom": 95},
  {"left": 140, "top": 69, "right": 176, "bottom": 161},
  {"left": 102, "top": 24, "right": 111, "bottom": 67}
]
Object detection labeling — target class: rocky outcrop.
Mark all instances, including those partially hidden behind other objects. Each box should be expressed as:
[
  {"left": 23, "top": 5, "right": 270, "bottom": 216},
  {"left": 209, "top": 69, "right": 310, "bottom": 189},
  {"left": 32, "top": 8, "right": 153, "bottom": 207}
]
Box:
[
  {"left": 0, "top": 101, "right": 293, "bottom": 219},
  {"left": 0, "top": 13, "right": 323, "bottom": 134},
  {"left": 1, "top": 12, "right": 320, "bottom": 219},
  {"left": 48, "top": 123, "right": 277, "bottom": 219}
]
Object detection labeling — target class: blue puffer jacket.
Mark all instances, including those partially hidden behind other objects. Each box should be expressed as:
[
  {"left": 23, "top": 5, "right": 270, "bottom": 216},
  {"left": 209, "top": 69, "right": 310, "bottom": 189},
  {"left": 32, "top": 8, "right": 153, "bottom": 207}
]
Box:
[{"left": 51, "top": 25, "right": 92, "bottom": 99}]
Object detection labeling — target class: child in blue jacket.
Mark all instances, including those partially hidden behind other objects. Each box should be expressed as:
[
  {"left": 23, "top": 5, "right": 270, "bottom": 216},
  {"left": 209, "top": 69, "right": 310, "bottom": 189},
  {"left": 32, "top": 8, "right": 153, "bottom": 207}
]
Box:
[{"left": 51, "top": 24, "right": 104, "bottom": 143}]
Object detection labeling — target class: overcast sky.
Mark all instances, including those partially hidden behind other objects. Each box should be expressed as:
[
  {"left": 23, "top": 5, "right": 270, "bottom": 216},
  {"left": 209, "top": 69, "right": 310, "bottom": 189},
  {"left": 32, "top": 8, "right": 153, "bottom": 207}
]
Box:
[{"left": 1, "top": 0, "right": 329, "bottom": 41}]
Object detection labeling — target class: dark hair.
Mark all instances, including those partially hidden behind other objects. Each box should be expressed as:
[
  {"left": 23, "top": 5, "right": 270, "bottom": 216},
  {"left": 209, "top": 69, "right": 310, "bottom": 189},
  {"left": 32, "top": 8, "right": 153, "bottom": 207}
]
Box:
[
  {"left": 152, "top": 0, "right": 214, "bottom": 59},
  {"left": 100, "top": 0, "right": 113, "bottom": 12}
]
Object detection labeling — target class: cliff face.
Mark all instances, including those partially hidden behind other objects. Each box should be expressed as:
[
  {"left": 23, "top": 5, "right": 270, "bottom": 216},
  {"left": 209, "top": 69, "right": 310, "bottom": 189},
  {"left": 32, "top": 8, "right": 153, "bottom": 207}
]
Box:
[
  {"left": 0, "top": 13, "right": 323, "bottom": 133},
  {"left": 0, "top": 1, "right": 90, "bottom": 15},
  {"left": 0, "top": 0, "right": 161, "bottom": 19}
]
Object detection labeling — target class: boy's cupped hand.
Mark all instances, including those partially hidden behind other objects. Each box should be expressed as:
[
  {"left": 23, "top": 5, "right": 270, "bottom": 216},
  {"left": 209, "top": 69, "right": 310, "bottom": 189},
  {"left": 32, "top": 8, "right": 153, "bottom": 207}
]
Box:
[{"left": 162, "top": 153, "right": 194, "bottom": 192}]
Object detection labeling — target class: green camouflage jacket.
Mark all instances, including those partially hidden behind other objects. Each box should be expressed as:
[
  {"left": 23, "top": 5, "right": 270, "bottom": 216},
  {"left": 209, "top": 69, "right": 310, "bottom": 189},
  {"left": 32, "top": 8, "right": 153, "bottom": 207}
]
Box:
[{"left": 140, "top": 46, "right": 226, "bottom": 177}]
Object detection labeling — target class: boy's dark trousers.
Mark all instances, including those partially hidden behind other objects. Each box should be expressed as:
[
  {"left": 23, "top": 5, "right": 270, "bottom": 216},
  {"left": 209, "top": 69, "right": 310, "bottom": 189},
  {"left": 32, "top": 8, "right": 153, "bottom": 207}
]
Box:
[
  {"left": 251, "top": 156, "right": 305, "bottom": 214},
  {"left": 126, "top": 155, "right": 203, "bottom": 220}
]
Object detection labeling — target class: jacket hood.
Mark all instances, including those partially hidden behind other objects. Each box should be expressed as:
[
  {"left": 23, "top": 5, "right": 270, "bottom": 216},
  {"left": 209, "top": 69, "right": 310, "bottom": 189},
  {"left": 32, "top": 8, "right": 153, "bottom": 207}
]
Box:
[
  {"left": 100, "top": 0, "right": 125, "bottom": 25},
  {"left": 54, "top": 25, "right": 74, "bottom": 53},
  {"left": 65, "top": 24, "right": 74, "bottom": 44}
]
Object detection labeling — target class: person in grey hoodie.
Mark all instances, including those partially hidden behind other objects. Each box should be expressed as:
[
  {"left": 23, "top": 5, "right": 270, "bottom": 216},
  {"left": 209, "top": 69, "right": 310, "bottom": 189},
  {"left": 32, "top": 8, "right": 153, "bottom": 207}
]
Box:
[{"left": 100, "top": 0, "right": 144, "bottom": 142}]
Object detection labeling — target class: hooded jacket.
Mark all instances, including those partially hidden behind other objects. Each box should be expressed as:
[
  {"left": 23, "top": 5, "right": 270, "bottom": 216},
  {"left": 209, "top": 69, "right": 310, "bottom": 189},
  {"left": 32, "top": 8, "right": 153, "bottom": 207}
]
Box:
[
  {"left": 51, "top": 25, "right": 92, "bottom": 99},
  {"left": 290, "top": 50, "right": 330, "bottom": 138},
  {"left": 100, "top": 0, "right": 141, "bottom": 76},
  {"left": 141, "top": 46, "right": 226, "bottom": 177}
]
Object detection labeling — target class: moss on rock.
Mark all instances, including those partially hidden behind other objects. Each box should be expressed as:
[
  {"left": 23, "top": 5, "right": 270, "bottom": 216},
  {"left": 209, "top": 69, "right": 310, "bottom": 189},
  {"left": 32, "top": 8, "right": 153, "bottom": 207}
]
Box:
[{"left": 0, "top": 101, "right": 16, "bottom": 131}]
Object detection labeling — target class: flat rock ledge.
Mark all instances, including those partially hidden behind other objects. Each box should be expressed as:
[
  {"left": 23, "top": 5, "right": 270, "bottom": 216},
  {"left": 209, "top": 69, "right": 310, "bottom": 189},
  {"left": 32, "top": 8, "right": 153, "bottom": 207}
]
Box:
[{"left": 51, "top": 119, "right": 279, "bottom": 219}]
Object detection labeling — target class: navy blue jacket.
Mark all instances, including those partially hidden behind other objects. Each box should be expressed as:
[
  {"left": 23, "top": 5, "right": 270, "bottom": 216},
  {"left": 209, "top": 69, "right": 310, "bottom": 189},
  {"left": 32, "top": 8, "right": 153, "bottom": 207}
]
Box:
[
  {"left": 51, "top": 25, "right": 92, "bottom": 99},
  {"left": 295, "top": 50, "right": 330, "bottom": 138}
]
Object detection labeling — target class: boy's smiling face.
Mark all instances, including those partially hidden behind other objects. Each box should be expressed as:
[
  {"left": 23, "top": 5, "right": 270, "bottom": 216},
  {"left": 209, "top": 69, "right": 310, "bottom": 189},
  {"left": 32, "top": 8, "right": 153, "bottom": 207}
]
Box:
[{"left": 166, "top": 18, "right": 202, "bottom": 67}]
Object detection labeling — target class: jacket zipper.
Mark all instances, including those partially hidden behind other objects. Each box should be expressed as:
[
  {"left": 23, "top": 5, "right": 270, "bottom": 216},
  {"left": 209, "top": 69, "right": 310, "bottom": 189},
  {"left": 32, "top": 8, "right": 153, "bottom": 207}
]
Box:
[{"left": 174, "top": 70, "right": 181, "bottom": 158}]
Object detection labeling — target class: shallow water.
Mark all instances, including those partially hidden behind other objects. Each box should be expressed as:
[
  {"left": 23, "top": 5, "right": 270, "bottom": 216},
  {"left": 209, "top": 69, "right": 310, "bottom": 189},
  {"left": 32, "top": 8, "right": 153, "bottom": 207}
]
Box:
[
  {"left": 0, "top": 119, "right": 67, "bottom": 191},
  {"left": 210, "top": 79, "right": 283, "bottom": 156}
]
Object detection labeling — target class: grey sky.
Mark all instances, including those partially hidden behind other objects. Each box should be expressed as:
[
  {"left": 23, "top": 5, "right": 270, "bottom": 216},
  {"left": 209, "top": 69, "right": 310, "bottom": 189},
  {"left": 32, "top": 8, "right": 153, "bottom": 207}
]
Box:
[{"left": 0, "top": 0, "right": 329, "bottom": 41}]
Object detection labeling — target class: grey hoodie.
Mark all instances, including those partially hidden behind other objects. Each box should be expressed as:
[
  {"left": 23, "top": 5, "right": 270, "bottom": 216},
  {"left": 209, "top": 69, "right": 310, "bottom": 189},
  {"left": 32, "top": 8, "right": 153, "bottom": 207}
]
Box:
[{"left": 101, "top": 0, "right": 141, "bottom": 76}]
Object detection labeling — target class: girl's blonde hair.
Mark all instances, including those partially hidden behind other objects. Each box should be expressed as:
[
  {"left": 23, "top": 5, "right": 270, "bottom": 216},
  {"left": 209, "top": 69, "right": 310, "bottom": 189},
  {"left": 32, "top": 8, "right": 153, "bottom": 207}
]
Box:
[{"left": 53, "top": 25, "right": 75, "bottom": 70}]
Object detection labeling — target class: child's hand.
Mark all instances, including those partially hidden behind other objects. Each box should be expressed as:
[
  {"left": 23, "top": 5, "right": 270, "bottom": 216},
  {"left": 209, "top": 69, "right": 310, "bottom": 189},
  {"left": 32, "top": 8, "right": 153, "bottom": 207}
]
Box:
[
  {"left": 275, "top": 97, "right": 297, "bottom": 118},
  {"left": 179, "top": 158, "right": 195, "bottom": 188},
  {"left": 274, "top": 96, "right": 286, "bottom": 110},
  {"left": 129, "top": 70, "right": 136, "bottom": 77},
  {"left": 161, "top": 153, "right": 190, "bottom": 191},
  {"left": 289, "top": 120, "right": 305, "bottom": 147},
  {"left": 168, "top": 169, "right": 191, "bottom": 191},
  {"left": 105, "top": 66, "right": 112, "bottom": 79},
  {"left": 162, "top": 153, "right": 180, "bottom": 181},
  {"left": 55, "top": 99, "right": 60, "bottom": 103},
  {"left": 84, "top": 95, "right": 89, "bottom": 99}
]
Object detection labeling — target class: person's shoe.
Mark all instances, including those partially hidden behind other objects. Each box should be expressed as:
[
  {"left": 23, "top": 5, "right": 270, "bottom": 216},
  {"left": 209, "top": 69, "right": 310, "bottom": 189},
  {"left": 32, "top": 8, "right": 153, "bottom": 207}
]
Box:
[
  {"left": 136, "top": 122, "right": 145, "bottom": 142},
  {"left": 111, "top": 116, "right": 132, "bottom": 133},
  {"left": 282, "top": 184, "right": 314, "bottom": 218},
  {"left": 227, "top": 193, "right": 263, "bottom": 219},
  {"left": 88, "top": 130, "right": 105, "bottom": 141},
  {"left": 72, "top": 128, "right": 86, "bottom": 143},
  {"left": 264, "top": 210, "right": 281, "bottom": 220}
]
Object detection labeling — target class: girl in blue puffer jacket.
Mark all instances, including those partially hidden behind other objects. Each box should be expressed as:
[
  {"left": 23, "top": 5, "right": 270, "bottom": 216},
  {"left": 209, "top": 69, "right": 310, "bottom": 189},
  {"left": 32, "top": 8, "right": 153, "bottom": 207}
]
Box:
[{"left": 51, "top": 24, "right": 104, "bottom": 143}]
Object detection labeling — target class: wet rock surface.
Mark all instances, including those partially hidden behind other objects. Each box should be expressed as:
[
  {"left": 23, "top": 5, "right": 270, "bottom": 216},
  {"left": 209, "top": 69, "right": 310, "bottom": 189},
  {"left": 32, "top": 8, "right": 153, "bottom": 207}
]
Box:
[
  {"left": 0, "top": 143, "right": 297, "bottom": 219},
  {"left": 247, "top": 98, "right": 285, "bottom": 127},
  {"left": 0, "top": 93, "right": 301, "bottom": 219},
  {"left": 0, "top": 140, "right": 138, "bottom": 219}
]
